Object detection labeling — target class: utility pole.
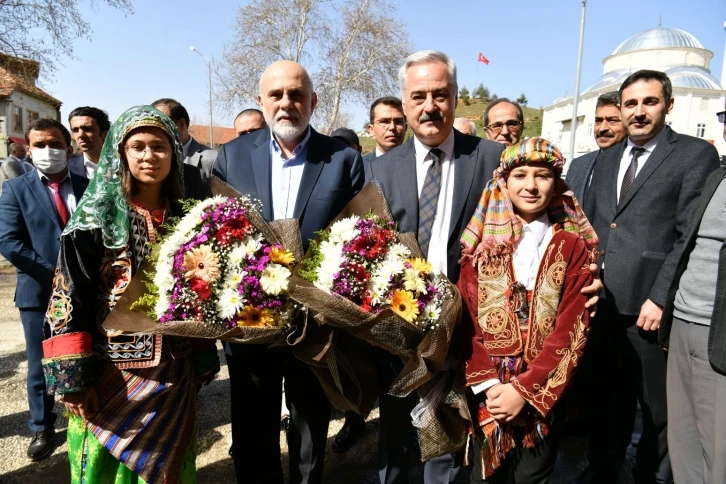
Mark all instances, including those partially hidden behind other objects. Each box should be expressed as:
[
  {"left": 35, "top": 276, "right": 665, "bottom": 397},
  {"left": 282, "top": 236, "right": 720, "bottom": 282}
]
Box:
[
  {"left": 190, "top": 46, "right": 214, "bottom": 147},
  {"left": 569, "top": 0, "right": 587, "bottom": 161}
]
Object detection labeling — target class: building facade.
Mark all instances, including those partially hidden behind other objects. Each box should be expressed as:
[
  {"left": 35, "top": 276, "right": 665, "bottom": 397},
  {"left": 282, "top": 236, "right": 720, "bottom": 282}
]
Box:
[{"left": 541, "top": 26, "right": 726, "bottom": 165}]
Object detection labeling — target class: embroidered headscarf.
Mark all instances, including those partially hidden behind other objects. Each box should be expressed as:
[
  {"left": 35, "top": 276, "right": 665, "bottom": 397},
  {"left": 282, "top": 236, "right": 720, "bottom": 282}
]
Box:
[
  {"left": 63, "top": 105, "right": 184, "bottom": 249},
  {"left": 460, "top": 137, "right": 597, "bottom": 258}
]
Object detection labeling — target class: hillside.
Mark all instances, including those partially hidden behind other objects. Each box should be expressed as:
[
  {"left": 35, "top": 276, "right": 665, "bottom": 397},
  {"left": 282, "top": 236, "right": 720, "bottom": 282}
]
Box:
[{"left": 360, "top": 98, "right": 543, "bottom": 154}]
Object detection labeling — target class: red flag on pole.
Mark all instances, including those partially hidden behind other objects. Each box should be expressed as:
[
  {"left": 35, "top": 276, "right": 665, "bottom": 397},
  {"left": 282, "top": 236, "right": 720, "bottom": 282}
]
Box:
[{"left": 477, "top": 52, "right": 490, "bottom": 65}]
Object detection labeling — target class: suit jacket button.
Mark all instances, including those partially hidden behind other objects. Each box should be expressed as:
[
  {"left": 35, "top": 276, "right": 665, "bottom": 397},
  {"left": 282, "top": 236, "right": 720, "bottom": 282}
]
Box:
[
  {"left": 599, "top": 249, "right": 606, "bottom": 256},
  {"left": 610, "top": 223, "right": 617, "bottom": 229}
]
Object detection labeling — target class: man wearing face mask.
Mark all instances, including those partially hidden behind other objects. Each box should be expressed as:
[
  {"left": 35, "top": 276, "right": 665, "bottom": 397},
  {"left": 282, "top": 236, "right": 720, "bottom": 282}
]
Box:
[{"left": 0, "top": 119, "right": 89, "bottom": 461}]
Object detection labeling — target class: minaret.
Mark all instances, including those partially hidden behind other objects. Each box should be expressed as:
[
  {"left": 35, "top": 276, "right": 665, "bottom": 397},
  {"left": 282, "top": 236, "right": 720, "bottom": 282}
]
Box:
[{"left": 722, "top": 21, "right": 726, "bottom": 88}]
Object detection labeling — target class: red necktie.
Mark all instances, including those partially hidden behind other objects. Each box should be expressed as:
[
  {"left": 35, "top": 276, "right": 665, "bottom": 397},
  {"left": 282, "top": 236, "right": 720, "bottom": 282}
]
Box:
[{"left": 47, "top": 181, "right": 70, "bottom": 227}]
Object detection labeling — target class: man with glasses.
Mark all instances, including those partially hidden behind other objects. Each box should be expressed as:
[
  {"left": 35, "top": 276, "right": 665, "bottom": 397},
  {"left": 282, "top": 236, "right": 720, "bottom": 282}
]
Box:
[
  {"left": 656, "top": 104, "right": 726, "bottom": 484},
  {"left": 364, "top": 96, "right": 407, "bottom": 174},
  {"left": 566, "top": 91, "right": 627, "bottom": 204},
  {"left": 483, "top": 98, "right": 524, "bottom": 147}
]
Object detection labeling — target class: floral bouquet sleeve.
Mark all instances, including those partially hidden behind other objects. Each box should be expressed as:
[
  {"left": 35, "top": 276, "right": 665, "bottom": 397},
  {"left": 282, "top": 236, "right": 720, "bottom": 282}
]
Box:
[
  {"left": 102, "top": 191, "right": 306, "bottom": 346},
  {"left": 288, "top": 183, "right": 469, "bottom": 459}
]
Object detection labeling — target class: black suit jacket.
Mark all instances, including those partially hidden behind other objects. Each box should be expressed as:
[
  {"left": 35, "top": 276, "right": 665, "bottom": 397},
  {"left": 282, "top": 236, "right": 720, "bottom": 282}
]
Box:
[
  {"left": 367, "top": 130, "right": 503, "bottom": 283},
  {"left": 362, "top": 151, "right": 376, "bottom": 180},
  {"left": 566, "top": 149, "right": 599, "bottom": 205},
  {"left": 0, "top": 158, "right": 88, "bottom": 308},
  {"left": 659, "top": 166, "right": 726, "bottom": 373},
  {"left": 584, "top": 127, "right": 720, "bottom": 315}
]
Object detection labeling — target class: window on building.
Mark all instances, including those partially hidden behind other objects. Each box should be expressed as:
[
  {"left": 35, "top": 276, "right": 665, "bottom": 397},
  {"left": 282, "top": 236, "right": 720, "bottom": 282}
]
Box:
[
  {"left": 27, "top": 110, "right": 39, "bottom": 124},
  {"left": 696, "top": 123, "right": 706, "bottom": 138},
  {"left": 12, "top": 106, "right": 22, "bottom": 132}
]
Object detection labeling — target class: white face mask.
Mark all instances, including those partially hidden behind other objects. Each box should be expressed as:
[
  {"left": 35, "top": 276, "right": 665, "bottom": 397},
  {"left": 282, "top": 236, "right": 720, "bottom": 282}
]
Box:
[{"left": 30, "top": 147, "right": 68, "bottom": 175}]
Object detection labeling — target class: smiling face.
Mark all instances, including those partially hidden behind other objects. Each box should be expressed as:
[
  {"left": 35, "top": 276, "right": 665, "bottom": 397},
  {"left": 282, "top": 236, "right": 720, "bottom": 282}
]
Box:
[
  {"left": 620, "top": 79, "right": 673, "bottom": 145},
  {"left": 593, "top": 104, "right": 626, "bottom": 149},
  {"left": 403, "top": 61, "right": 457, "bottom": 147},
  {"left": 122, "top": 127, "right": 173, "bottom": 189},
  {"left": 258, "top": 60, "right": 317, "bottom": 143},
  {"left": 505, "top": 164, "right": 556, "bottom": 224}
]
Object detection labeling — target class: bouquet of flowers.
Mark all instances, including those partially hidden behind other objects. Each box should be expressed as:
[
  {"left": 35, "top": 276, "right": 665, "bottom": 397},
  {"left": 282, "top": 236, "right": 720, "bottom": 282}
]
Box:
[{"left": 103, "top": 191, "right": 305, "bottom": 345}]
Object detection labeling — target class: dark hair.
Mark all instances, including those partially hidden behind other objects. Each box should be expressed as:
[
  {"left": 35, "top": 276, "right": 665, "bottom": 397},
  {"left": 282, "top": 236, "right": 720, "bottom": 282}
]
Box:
[
  {"left": 68, "top": 106, "right": 111, "bottom": 133},
  {"left": 596, "top": 91, "right": 621, "bottom": 109},
  {"left": 120, "top": 127, "right": 183, "bottom": 203},
  {"left": 619, "top": 70, "right": 672, "bottom": 102},
  {"left": 235, "top": 108, "right": 264, "bottom": 121},
  {"left": 483, "top": 98, "right": 524, "bottom": 127},
  {"left": 151, "top": 98, "right": 190, "bottom": 126},
  {"left": 25, "top": 118, "right": 71, "bottom": 147},
  {"left": 369, "top": 96, "right": 404, "bottom": 124}
]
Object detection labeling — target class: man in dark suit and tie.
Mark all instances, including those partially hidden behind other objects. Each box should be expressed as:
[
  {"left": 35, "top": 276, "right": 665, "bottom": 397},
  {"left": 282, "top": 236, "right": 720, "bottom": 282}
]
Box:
[
  {"left": 658, "top": 106, "right": 726, "bottom": 484},
  {"left": 566, "top": 91, "right": 626, "bottom": 204},
  {"left": 366, "top": 49, "right": 503, "bottom": 484},
  {"left": 363, "top": 96, "right": 407, "bottom": 176},
  {"left": 213, "top": 59, "right": 364, "bottom": 484},
  {"left": 580, "top": 70, "right": 720, "bottom": 484},
  {"left": 0, "top": 119, "right": 89, "bottom": 461}
]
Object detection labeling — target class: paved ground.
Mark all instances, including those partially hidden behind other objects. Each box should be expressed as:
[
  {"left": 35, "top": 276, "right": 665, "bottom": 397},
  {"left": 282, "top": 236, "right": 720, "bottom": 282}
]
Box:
[{"left": 0, "top": 259, "right": 638, "bottom": 483}]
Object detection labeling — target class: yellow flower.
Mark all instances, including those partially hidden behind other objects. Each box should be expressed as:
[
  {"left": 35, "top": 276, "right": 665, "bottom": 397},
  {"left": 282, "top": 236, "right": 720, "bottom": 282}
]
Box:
[
  {"left": 270, "top": 246, "right": 296, "bottom": 266},
  {"left": 183, "top": 245, "right": 221, "bottom": 282},
  {"left": 390, "top": 290, "right": 419, "bottom": 323},
  {"left": 237, "top": 305, "right": 275, "bottom": 327},
  {"left": 407, "top": 257, "right": 433, "bottom": 274}
]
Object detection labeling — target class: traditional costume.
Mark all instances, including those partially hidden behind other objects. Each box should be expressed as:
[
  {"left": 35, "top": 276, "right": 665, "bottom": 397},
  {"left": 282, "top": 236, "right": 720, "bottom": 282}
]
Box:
[
  {"left": 458, "top": 138, "right": 598, "bottom": 480},
  {"left": 41, "top": 106, "right": 218, "bottom": 483}
]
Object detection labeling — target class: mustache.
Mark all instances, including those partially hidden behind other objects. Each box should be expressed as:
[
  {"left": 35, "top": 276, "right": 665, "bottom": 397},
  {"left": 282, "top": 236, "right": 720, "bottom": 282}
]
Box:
[
  {"left": 596, "top": 130, "right": 614, "bottom": 138},
  {"left": 418, "top": 111, "right": 443, "bottom": 123},
  {"left": 275, "top": 110, "right": 301, "bottom": 122}
]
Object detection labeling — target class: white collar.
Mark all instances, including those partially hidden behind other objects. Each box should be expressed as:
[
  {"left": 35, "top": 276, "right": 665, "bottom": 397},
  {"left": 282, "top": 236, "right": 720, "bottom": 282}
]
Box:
[
  {"left": 182, "top": 136, "right": 194, "bottom": 156},
  {"left": 522, "top": 212, "right": 551, "bottom": 246},
  {"left": 413, "top": 128, "right": 455, "bottom": 164},
  {"left": 375, "top": 146, "right": 386, "bottom": 157},
  {"left": 626, "top": 133, "right": 659, "bottom": 155},
  {"left": 82, "top": 152, "right": 97, "bottom": 168}
]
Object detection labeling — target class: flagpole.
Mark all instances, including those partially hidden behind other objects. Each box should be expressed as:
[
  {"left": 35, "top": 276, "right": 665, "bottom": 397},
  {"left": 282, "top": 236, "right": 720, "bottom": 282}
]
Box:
[{"left": 568, "top": 0, "right": 587, "bottom": 162}]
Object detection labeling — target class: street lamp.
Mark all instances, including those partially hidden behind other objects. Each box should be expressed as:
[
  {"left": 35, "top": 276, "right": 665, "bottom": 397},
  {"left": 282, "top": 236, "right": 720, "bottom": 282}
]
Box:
[{"left": 189, "top": 46, "right": 214, "bottom": 148}]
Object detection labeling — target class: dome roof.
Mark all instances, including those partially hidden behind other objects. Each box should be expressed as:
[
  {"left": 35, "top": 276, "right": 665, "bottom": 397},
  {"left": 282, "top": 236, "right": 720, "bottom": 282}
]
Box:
[
  {"left": 612, "top": 27, "right": 704, "bottom": 55},
  {"left": 582, "top": 65, "right": 723, "bottom": 94},
  {"left": 552, "top": 93, "right": 573, "bottom": 104}
]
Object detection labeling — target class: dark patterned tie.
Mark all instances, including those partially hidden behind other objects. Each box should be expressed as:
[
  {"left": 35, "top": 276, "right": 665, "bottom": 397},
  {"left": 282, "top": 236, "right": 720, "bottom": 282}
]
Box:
[
  {"left": 619, "top": 147, "right": 646, "bottom": 206},
  {"left": 418, "top": 148, "right": 443, "bottom": 257}
]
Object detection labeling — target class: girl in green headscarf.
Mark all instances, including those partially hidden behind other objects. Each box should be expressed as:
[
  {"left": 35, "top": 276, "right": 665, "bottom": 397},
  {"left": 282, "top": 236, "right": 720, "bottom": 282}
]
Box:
[{"left": 41, "top": 106, "right": 218, "bottom": 483}]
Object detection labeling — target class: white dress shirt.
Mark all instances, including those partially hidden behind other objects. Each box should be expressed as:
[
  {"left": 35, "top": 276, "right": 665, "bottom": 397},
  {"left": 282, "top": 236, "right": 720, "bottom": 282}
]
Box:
[
  {"left": 616, "top": 136, "right": 659, "bottom": 201},
  {"left": 270, "top": 128, "right": 311, "bottom": 220},
  {"left": 82, "top": 152, "right": 97, "bottom": 179},
  {"left": 37, "top": 169, "right": 78, "bottom": 216},
  {"left": 471, "top": 213, "right": 554, "bottom": 395},
  {"left": 413, "top": 129, "right": 456, "bottom": 276},
  {"left": 375, "top": 146, "right": 386, "bottom": 158},
  {"left": 182, "top": 136, "right": 194, "bottom": 159}
]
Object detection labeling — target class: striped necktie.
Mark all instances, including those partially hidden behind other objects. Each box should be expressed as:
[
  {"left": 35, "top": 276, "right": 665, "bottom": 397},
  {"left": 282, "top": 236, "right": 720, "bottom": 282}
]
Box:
[
  {"left": 619, "top": 146, "right": 645, "bottom": 205},
  {"left": 417, "top": 148, "right": 443, "bottom": 257}
]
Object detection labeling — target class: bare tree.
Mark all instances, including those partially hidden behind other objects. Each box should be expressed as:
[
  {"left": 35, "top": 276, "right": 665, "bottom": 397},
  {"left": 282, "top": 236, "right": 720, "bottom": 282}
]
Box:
[
  {"left": 218, "top": 0, "right": 410, "bottom": 134},
  {"left": 0, "top": 0, "right": 133, "bottom": 77}
]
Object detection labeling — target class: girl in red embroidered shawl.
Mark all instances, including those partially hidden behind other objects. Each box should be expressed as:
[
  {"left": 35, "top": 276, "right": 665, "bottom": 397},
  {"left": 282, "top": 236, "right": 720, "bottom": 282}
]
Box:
[{"left": 458, "top": 138, "right": 598, "bottom": 482}]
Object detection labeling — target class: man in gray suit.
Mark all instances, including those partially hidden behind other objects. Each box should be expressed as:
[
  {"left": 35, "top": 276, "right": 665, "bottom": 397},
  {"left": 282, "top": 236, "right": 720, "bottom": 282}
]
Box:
[
  {"left": 363, "top": 96, "right": 407, "bottom": 175},
  {"left": 566, "top": 91, "right": 626, "bottom": 204},
  {"left": 0, "top": 143, "right": 28, "bottom": 192},
  {"left": 580, "top": 70, "right": 720, "bottom": 484},
  {"left": 658, "top": 105, "right": 726, "bottom": 484},
  {"left": 152, "top": 98, "right": 217, "bottom": 180}
]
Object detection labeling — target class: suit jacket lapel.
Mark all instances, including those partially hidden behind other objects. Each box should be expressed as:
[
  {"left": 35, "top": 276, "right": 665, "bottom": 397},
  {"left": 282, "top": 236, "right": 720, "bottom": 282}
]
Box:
[
  {"left": 293, "top": 130, "right": 325, "bottom": 220},
  {"left": 68, "top": 157, "right": 89, "bottom": 201},
  {"left": 616, "top": 128, "right": 676, "bottom": 215},
  {"left": 251, "top": 130, "right": 273, "bottom": 220},
  {"left": 448, "top": 131, "right": 476, "bottom": 242},
  {"left": 394, "top": 140, "right": 419, "bottom": 229},
  {"left": 25, "top": 173, "right": 60, "bottom": 229},
  {"left": 604, "top": 142, "right": 627, "bottom": 216}
]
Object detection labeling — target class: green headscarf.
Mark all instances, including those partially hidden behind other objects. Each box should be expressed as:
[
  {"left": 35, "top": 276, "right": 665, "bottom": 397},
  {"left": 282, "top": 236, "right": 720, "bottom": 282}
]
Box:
[{"left": 63, "top": 105, "right": 184, "bottom": 249}]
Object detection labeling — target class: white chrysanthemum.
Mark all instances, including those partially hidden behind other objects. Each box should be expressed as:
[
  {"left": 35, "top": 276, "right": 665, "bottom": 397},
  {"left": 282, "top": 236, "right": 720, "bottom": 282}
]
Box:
[
  {"left": 378, "top": 258, "right": 405, "bottom": 279},
  {"left": 224, "top": 270, "right": 247, "bottom": 290},
  {"left": 216, "top": 288, "right": 246, "bottom": 319},
  {"left": 329, "top": 216, "right": 360, "bottom": 243},
  {"left": 387, "top": 243, "right": 411, "bottom": 261},
  {"left": 423, "top": 302, "right": 441, "bottom": 321},
  {"left": 260, "top": 263, "right": 291, "bottom": 296},
  {"left": 241, "top": 234, "right": 263, "bottom": 256},
  {"left": 228, "top": 244, "right": 247, "bottom": 267},
  {"left": 403, "top": 268, "right": 427, "bottom": 294},
  {"left": 154, "top": 263, "right": 175, "bottom": 292},
  {"left": 154, "top": 294, "right": 170, "bottom": 319},
  {"left": 367, "top": 274, "right": 391, "bottom": 298}
]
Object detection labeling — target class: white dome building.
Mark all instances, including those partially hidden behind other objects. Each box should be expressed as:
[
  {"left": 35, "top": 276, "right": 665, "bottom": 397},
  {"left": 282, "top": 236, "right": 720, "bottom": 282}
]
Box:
[{"left": 541, "top": 26, "right": 726, "bottom": 163}]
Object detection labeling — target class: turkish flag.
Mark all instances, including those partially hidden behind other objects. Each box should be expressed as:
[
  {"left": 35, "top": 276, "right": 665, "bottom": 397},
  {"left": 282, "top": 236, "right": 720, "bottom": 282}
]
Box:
[{"left": 477, "top": 52, "right": 489, "bottom": 65}]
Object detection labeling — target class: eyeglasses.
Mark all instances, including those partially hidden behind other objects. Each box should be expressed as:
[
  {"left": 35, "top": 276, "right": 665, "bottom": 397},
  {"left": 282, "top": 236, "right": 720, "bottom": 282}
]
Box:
[
  {"left": 717, "top": 111, "right": 726, "bottom": 123},
  {"left": 126, "top": 145, "right": 171, "bottom": 160},
  {"left": 485, "top": 120, "right": 523, "bottom": 134},
  {"left": 374, "top": 118, "right": 406, "bottom": 128}
]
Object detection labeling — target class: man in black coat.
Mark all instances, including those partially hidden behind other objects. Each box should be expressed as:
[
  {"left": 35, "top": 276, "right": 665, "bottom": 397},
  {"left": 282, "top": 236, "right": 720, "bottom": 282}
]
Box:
[{"left": 580, "top": 70, "right": 720, "bottom": 484}]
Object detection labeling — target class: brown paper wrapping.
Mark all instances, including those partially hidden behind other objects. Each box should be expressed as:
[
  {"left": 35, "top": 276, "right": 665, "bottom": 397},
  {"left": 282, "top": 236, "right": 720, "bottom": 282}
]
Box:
[{"left": 102, "top": 177, "right": 307, "bottom": 346}]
